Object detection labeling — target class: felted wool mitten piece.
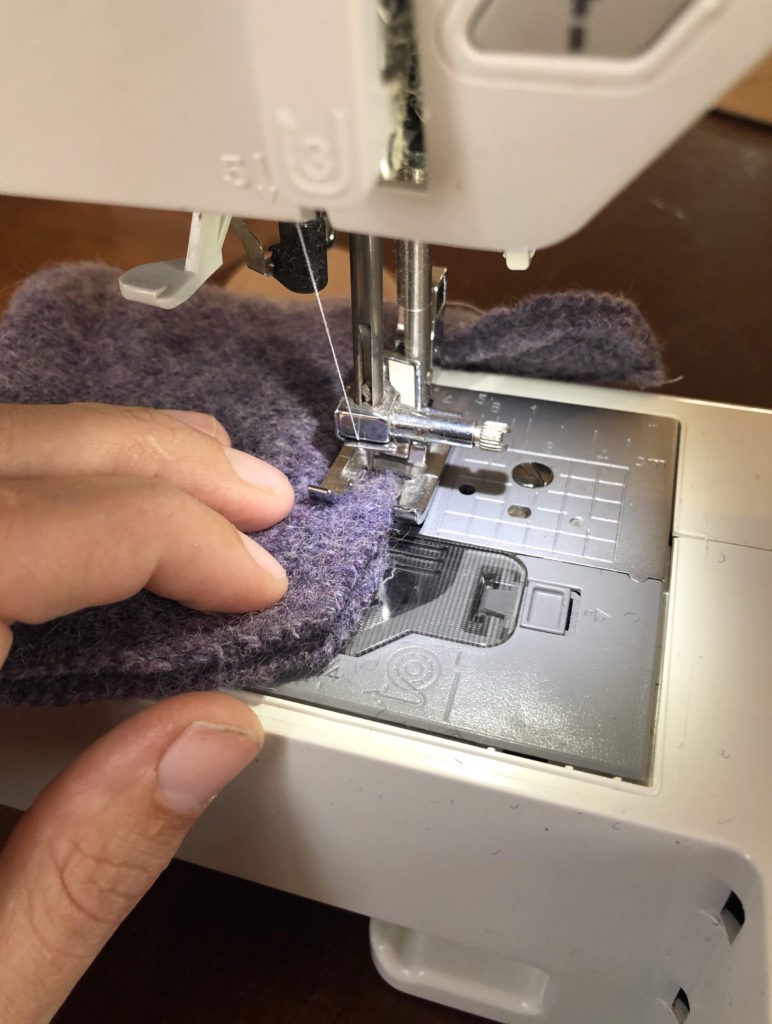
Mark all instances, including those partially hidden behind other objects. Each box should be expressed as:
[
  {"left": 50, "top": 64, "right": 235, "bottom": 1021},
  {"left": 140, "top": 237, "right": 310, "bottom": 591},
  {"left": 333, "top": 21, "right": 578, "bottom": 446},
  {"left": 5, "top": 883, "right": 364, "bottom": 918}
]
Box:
[
  {"left": 439, "top": 291, "right": 665, "bottom": 388},
  {"left": 0, "top": 264, "right": 664, "bottom": 706}
]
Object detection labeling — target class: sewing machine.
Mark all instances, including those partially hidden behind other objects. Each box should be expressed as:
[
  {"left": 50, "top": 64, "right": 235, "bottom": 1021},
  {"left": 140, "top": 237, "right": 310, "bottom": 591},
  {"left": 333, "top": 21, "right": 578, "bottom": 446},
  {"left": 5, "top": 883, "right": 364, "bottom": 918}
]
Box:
[{"left": 1, "top": 2, "right": 771, "bottom": 1022}]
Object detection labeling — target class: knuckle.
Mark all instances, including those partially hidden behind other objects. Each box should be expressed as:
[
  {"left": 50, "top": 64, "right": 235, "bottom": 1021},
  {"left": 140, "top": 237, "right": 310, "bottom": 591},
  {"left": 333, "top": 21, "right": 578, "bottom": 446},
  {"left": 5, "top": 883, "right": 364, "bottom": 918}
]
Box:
[
  {"left": 19, "top": 826, "right": 177, "bottom": 967},
  {"left": 116, "top": 408, "right": 179, "bottom": 473},
  {"left": 42, "top": 832, "right": 164, "bottom": 939},
  {"left": 112, "top": 405, "right": 221, "bottom": 476}
]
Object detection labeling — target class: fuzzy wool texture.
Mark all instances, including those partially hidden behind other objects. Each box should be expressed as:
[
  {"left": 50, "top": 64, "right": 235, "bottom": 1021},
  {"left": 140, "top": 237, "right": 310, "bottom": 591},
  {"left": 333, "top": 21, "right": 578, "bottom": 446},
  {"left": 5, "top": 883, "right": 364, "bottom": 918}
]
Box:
[
  {"left": 439, "top": 291, "right": 665, "bottom": 388},
  {"left": 0, "top": 264, "right": 664, "bottom": 706}
]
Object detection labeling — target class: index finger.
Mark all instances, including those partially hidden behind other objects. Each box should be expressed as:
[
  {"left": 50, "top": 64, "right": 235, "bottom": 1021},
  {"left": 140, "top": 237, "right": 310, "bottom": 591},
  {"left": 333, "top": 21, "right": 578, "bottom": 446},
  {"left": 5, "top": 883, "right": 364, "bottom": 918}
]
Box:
[
  {"left": 0, "top": 403, "right": 293, "bottom": 533},
  {"left": 0, "top": 475, "right": 288, "bottom": 629}
]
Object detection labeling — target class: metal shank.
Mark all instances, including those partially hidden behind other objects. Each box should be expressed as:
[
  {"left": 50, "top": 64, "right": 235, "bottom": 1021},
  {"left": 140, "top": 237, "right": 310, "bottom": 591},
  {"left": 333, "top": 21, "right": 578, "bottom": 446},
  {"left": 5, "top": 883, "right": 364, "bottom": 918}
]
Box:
[
  {"left": 350, "top": 235, "right": 384, "bottom": 406},
  {"left": 396, "top": 239, "right": 433, "bottom": 409}
]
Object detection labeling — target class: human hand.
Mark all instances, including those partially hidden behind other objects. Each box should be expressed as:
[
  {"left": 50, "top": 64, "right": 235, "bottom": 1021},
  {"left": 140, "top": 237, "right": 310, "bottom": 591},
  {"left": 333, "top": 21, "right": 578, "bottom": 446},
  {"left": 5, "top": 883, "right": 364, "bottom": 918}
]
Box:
[
  {"left": 0, "top": 401, "right": 294, "bottom": 665},
  {"left": 0, "top": 402, "right": 294, "bottom": 1022},
  {"left": 0, "top": 693, "right": 264, "bottom": 1024}
]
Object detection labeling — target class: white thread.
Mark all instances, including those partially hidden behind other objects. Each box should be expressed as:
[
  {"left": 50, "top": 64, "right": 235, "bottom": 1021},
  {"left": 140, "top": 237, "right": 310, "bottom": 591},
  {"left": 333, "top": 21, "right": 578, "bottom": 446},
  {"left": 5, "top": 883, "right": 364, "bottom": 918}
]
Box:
[{"left": 294, "top": 223, "right": 360, "bottom": 443}]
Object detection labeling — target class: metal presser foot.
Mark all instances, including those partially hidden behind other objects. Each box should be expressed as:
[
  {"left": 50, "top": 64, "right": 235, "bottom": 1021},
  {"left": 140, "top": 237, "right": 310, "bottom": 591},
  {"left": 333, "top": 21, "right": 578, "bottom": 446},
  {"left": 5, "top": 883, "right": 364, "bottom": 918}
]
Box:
[
  {"left": 308, "top": 411, "right": 510, "bottom": 523},
  {"left": 309, "top": 234, "right": 509, "bottom": 524}
]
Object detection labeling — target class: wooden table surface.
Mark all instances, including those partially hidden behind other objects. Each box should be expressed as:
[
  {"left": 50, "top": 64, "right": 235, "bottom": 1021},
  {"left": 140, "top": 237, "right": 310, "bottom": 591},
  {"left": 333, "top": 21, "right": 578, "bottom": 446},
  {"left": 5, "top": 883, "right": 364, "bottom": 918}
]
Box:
[{"left": 0, "top": 112, "right": 770, "bottom": 1024}]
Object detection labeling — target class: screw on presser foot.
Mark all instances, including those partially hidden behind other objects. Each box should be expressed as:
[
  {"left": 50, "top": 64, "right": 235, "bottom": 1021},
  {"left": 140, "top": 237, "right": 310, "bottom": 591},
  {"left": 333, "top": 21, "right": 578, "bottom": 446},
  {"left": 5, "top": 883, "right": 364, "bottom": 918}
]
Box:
[{"left": 476, "top": 421, "right": 510, "bottom": 451}]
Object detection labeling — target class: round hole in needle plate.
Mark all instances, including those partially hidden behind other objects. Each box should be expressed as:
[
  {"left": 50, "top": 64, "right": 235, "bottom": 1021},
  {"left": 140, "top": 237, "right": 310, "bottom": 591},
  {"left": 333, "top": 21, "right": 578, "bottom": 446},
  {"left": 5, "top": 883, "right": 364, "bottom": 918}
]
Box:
[
  {"left": 507, "top": 504, "right": 532, "bottom": 519},
  {"left": 569, "top": 516, "right": 584, "bottom": 527},
  {"left": 459, "top": 483, "right": 476, "bottom": 496},
  {"left": 512, "top": 462, "right": 554, "bottom": 488}
]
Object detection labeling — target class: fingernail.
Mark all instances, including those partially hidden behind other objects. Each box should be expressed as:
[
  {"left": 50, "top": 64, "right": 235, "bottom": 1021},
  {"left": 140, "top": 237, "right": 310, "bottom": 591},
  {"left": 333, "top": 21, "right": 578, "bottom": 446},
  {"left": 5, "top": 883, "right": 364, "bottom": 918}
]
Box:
[
  {"left": 162, "top": 409, "right": 231, "bottom": 446},
  {"left": 239, "top": 532, "right": 288, "bottom": 581},
  {"left": 224, "top": 448, "right": 291, "bottom": 494},
  {"left": 157, "top": 721, "right": 261, "bottom": 815}
]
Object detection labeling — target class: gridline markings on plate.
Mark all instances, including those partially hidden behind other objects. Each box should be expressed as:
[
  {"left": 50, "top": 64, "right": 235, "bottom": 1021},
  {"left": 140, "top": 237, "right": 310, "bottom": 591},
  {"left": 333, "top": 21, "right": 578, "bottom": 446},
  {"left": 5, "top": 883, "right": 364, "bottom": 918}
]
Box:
[{"left": 435, "top": 450, "right": 629, "bottom": 565}]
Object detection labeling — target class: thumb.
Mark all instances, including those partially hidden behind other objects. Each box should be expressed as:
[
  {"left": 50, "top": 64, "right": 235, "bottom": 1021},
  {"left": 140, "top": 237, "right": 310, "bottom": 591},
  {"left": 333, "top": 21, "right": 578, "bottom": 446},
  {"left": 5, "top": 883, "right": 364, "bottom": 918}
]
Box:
[{"left": 0, "top": 693, "right": 263, "bottom": 1024}]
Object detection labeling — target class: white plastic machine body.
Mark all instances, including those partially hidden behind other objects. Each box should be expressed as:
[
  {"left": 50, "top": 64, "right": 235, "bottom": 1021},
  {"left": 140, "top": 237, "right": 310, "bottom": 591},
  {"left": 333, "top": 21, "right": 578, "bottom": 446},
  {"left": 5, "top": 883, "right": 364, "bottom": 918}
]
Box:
[
  {"left": 0, "top": 0, "right": 768, "bottom": 254},
  {"left": 1, "top": 2, "right": 771, "bottom": 1023}
]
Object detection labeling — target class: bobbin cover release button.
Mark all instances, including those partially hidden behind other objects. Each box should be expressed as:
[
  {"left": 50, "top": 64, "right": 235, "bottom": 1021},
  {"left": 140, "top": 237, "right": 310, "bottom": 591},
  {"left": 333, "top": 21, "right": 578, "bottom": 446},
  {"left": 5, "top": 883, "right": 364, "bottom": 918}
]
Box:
[{"left": 520, "top": 583, "right": 572, "bottom": 635}]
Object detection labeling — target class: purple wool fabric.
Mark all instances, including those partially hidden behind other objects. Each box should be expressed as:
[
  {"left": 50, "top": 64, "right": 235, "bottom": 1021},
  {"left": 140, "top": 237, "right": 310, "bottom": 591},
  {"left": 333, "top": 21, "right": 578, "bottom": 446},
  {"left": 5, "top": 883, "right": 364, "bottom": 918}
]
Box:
[
  {"left": 0, "top": 264, "right": 664, "bottom": 706},
  {"left": 439, "top": 291, "right": 664, "bottom": 388}
]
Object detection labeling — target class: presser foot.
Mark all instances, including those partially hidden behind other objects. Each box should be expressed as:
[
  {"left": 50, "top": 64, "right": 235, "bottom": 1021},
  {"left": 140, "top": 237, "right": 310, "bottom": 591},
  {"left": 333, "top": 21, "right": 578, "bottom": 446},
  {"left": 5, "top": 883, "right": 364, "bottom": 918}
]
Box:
[
  {"left": 309, "top": 392, "right": 509, "bottom": 524},
  {"left": 307, "top": 440, "right": 451, "bottom": 524}
]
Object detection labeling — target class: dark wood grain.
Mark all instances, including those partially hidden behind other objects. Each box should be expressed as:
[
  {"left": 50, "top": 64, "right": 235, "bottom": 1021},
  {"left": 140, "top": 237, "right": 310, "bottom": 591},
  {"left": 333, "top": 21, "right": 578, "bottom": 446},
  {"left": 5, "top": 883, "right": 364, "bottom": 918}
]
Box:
[
  {"left": 56, "top": 860, "right": 475, "bottom": 1024},
  {"left": 0, "top": 111, "right": 770, "bottom": 1024}
]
